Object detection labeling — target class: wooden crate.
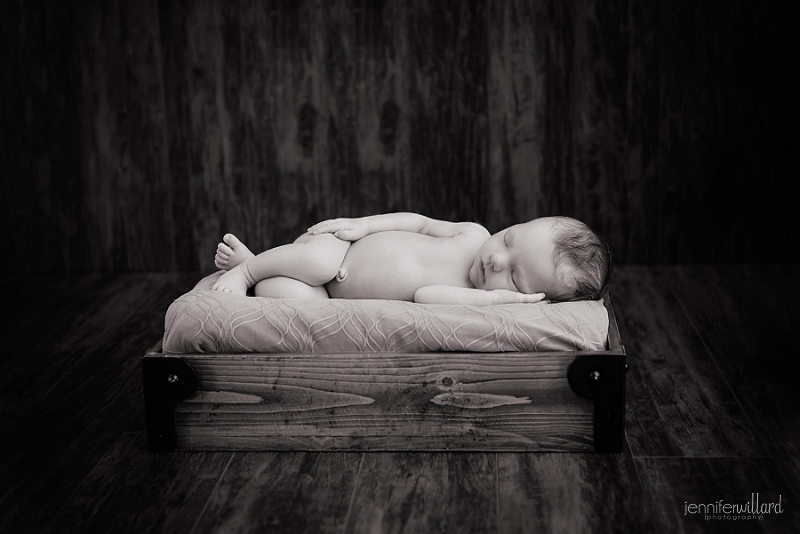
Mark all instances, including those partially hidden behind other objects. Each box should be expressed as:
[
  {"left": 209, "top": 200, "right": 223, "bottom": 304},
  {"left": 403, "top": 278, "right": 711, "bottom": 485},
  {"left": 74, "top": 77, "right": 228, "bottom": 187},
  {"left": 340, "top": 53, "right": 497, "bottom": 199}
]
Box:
[{"left": 142, "top": 296, "right": 626, "bottom": 452}]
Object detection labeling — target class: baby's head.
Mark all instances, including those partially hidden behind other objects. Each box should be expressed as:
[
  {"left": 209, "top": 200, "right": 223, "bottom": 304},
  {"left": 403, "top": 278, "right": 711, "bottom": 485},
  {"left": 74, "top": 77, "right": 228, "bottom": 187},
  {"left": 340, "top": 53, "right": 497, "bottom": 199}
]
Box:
[
  {"left": 468, "top": 216, "right": 612, "bottom": 301},
  {"left": 547, "top": 217, "right": 612, "bottom": 300}
]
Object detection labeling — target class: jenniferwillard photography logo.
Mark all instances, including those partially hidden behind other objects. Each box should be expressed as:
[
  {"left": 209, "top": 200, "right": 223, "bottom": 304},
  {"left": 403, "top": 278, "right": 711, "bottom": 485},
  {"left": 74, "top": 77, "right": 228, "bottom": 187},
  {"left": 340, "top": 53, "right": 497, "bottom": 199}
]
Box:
[{"left": 684, "top": 493, "right": 784, "bottom": 522}]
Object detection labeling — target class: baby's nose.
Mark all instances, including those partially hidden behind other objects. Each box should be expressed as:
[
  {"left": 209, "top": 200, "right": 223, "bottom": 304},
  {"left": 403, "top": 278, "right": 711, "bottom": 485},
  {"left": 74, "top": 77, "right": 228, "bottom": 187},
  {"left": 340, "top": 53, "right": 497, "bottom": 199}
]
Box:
[{"left": 489, "top": 253, "right": 508, "bottom": 271}]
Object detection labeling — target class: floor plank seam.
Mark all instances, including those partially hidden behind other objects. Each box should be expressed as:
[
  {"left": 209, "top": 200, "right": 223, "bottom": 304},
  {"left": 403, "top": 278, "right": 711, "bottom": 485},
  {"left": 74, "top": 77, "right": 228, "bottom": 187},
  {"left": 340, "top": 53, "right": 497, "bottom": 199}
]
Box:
[
  {"left": 340, "top": 452, "right": 365, "bottom": 533},
  {"left": 189, "top": 451, "right": 236, "bottom": 534}
]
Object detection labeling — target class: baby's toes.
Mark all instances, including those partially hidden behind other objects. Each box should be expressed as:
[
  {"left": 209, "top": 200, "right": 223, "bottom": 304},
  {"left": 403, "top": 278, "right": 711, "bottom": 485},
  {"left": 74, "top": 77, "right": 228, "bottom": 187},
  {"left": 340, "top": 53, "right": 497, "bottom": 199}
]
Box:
[
  {"left": 218, "top": 242, "right": 234, "bottom": 256},
  {"left": 212, "top": 283, "right": 230, "bottom": 293},
  {"left": 223, "top": 233, "right": 242, "bottom": 249}
]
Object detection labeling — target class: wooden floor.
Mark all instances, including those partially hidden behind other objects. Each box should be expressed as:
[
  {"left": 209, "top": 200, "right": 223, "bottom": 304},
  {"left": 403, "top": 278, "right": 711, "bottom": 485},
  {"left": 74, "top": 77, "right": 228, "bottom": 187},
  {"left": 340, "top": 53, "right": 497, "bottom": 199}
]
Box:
[{"left": 1, "top": 265, "right": 799, "bottom": 534}]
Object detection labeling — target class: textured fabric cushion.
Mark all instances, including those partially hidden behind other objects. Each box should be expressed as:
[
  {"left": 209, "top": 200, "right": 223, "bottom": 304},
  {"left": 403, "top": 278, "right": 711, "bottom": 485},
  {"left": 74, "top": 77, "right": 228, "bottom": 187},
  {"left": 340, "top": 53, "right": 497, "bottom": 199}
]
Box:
[{"left": 162, "top": 272, "right": 609, "bottom": 354}]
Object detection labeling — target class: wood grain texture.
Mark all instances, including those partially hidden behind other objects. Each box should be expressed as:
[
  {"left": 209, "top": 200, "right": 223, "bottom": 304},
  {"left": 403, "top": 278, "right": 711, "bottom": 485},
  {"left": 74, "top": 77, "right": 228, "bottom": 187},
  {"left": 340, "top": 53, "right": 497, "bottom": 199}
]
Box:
[
  {"left": 612, "top": 266, "right": 762, "bottom": 457},
  {"left": 405, "top": 0, "right": 489, "bottom": 224},
  {"left": 2, "top": 267, "right": 800, "bottom": 533},
  {"left": 344, "top": 452, "right": 496, "bottom": 534},
  {"left": 5, "top": 0, "right": 795, "bottom": 272},
  {"left": 47, "top": 432, "right": 233, "bottom": 534},
  {"left": 487, "top": 0, "right": 630, "bottom": 251},
  {"left": 76, "top": 0, "right": 176, "bottom": 270},
  {"left": 0, "top": 273, "right": 124, "bottom": 426},
  {"left": 665, "top": 265, "right": 800, "bottom": 498},
  {"left": 166, "top": 352, "right": 595, "bottom": 451},
  {"left": 497, "top": 447, "right": 656, "bottom": 533},
  {"left": 0, "top": 273, "right": 200, "bottom": 534},
  {"left": 1, "top": 1, "right": 85, "bottom": 272},
  {"left": 0, "top": 274, "right": 113, "bottom": 364},
  {"left": 192, "top": 451, "right": 362, "bottom": 534}
]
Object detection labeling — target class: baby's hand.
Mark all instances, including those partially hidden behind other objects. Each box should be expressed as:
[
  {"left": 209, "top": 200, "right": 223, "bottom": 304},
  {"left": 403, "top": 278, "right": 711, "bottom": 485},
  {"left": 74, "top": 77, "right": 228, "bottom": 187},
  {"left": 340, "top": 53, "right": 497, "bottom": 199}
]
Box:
[
  {"left": 489, "top": 290, "right": 546, "bottom": 305},
  {"left": 308, "top": 218, "right": 369, "bottom": 241}
]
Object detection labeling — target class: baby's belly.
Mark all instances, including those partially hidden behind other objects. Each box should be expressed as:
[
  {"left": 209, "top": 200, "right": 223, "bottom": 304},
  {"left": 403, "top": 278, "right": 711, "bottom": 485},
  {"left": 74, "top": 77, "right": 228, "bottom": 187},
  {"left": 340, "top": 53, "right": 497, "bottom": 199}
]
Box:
[{"left": 325, "top": 232, "right": 472, "bottom": 301}]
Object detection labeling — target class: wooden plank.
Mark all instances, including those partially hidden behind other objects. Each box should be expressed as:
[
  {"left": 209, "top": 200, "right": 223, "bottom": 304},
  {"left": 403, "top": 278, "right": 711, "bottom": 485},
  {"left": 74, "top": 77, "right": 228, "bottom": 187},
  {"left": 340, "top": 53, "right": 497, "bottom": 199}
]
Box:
[
  {"left": 666, "top": 265, "right": 800, "bottom": 494},
  {"left": 157, "top": 0, "right": 199, "bottom": 271},
  {"left": 497, "top": 446, "right": 656, "bottom": 533},
  {"left": 612, "top": 266, "right": 762, "bottom": 457},
  {"left": 0, "top": 273, "right": 124, "bottom": 408},
  {"left": 486, "top": 0, "right": 628, "bottom": 248},
  {"left": 232, "top": 0, "right": 294, "bottom": 250},
  {"left": 486, "top": 0, "right": 556, "bottom": 229},
  {"left": 1, "top": 0, "right": 86, "bottom": 272},
  {"left": 46, "top": 432, "right": 232, "bottom": 534},
  {"left": 76, "top": 0, "right": 176, "bottom": 270},
  {"left": 0, "top": 273, "right": 199, "bottom": 534},
  {"left": 344, "top": 452, "right": 496, "bottom": 533},
  {"left": 192, "top": 451, "right": 362, "bottom": 534},
  {"left": 168, "top": 352, "right": 595, "bottom": 451},
  {"left": 1, "top": 273, "right": 197, "bottom": 419},
  {"left": 318, "top": 0, "right": 412, "bottom": 220},
  {"left": 0, "top": 273, "right": 114, "bottom": 359},
  {"left": 6, "top": 1, "right": 798, "bottom": 272},
  {"left": 635, "top": 457, "right": 800, "bottom": 534},
  {"left": 179, "top": 0, "right": 236, "bottom": 269},
  {"left": 405, "top": 0, "right": 489, "bottom": 223}
]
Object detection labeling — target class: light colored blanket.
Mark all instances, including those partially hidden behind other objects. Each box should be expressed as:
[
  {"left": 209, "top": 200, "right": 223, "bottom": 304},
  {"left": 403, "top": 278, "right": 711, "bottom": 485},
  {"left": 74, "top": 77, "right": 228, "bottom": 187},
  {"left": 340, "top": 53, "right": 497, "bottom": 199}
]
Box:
[{"left": 162, "top": 272, "right": 609, "bottom": 354}]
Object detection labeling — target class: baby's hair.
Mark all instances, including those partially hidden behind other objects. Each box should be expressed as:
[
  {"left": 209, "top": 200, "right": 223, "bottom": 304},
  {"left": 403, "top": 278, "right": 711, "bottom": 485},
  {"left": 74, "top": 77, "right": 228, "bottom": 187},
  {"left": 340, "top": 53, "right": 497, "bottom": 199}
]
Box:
[{"left": 549, "top": 217, "right": 612, "bottom": 302}]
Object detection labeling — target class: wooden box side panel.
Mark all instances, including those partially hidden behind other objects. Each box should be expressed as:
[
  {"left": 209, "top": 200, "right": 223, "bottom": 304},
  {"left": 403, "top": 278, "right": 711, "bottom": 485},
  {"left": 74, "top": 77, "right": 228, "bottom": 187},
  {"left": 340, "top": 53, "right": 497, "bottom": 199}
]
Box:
[{"left": 171, "top": 352, "right": 596, "bottom": 451}]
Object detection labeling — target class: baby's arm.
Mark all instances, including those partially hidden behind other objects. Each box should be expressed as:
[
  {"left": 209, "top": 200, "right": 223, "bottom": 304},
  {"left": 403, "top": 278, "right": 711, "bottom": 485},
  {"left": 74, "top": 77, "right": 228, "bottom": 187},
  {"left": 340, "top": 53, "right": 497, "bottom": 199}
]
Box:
[
  {"left": 308, "top": 213, "right": 487, "bottom": 241},
  {"left": 414, "top": 285, "right": 546, "bottom": 306}
]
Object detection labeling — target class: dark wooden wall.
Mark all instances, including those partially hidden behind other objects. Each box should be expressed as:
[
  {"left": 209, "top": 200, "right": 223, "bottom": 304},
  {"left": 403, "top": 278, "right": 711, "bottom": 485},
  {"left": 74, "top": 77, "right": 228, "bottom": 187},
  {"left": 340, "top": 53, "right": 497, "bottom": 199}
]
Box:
[{"left": 2, "top": 0, "right": 796, "bottom": 272}]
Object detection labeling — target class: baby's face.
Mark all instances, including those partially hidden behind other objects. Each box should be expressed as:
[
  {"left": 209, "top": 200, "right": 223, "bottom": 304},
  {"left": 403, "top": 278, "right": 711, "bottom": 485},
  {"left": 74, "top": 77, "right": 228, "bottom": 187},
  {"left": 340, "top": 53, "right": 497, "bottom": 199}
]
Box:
[{"left": 468, "top": 218, "right": 566, "bottom": 298}]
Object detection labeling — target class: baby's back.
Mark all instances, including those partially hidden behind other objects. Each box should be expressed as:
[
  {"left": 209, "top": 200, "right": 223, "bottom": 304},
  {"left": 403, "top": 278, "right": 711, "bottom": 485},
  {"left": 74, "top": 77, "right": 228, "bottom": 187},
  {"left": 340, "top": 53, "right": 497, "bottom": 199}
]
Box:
[{"left": 325, "top": 231, "right": 480, "bottom": 300}]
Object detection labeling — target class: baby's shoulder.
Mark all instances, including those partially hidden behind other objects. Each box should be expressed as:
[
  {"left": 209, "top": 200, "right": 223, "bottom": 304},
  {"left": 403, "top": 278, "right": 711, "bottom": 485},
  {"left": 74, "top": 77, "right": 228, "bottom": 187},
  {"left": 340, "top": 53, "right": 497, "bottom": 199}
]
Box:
[
  {"left": 446, "top": 222, "right": 490, "bottom": 246},
  {"left": 455, "top": 222, "right": 491, "bottom": 239}
]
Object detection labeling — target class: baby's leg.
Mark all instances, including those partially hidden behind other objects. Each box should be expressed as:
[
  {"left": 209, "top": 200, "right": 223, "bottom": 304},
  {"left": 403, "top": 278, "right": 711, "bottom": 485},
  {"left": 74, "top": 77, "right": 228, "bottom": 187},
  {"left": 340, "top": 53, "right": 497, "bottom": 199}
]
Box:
[
  {"left": 253, "top": 276, "right": 329, "bottom": 299},
  {"left": 212, "top": 233, "right": 350, "bottom": 295}
]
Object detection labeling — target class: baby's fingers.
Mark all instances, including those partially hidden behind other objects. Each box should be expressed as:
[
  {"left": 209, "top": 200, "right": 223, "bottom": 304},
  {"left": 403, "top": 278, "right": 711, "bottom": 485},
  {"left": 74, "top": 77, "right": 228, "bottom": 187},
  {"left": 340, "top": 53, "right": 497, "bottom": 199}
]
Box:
[
  {"left": 308, "top": 219, "right": 346, "bottom": 234},
  {"left": 523, "top": 292, "right": 546, "bottom": 303},
  {"left": 332, "top": 229, "right": 361, "bottom": 241}
]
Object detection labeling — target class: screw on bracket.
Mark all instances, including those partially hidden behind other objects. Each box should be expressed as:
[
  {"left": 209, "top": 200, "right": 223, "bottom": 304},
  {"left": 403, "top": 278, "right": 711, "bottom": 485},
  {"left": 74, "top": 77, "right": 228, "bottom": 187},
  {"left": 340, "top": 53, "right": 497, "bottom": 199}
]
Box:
[
  {"left": 143, "top": 357, "right": 196, "bottom": 452},
  {"left": 567, "top": 355, "right": 626, "bottom": 453}
]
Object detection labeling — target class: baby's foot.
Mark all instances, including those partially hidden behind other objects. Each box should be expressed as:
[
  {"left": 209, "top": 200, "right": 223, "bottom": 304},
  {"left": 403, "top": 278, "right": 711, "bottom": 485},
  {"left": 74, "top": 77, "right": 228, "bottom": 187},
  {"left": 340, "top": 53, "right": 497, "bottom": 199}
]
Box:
[
  {"left": 214, "top": 233, "right": 255, "bottom": 270},
  {"left": 212, "top": 264, "right": 254, "bottom": 295}
]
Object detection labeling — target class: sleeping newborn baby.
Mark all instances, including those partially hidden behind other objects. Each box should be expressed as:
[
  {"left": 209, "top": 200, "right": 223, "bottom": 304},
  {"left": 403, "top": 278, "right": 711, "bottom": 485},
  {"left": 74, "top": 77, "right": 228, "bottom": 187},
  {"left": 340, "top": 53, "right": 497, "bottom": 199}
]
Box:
[{"left": 211, "top": 212, "right": 611, "bottom": 305}]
